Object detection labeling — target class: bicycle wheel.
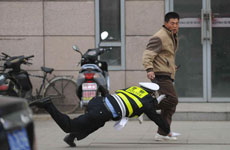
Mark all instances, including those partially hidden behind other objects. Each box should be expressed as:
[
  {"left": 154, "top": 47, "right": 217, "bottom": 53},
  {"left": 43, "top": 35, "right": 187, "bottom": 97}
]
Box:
[{"left": 44, "top": 77, "right": 79, "bottom": 114}]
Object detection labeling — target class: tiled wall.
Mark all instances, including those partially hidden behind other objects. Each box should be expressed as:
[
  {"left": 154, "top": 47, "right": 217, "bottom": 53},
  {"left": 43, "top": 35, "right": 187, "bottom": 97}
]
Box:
[
  {"left": 0, "top": 0, "right": 164, "bottom": 93},
  {"left": 125, "top": 0, "right": 164, "bottom": 90}
]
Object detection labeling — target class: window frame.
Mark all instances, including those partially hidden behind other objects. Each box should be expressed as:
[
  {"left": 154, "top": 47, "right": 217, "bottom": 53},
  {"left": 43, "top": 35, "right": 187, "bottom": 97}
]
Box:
[{"left": 95, "top": 0, "right": 125, "bottom": 70}]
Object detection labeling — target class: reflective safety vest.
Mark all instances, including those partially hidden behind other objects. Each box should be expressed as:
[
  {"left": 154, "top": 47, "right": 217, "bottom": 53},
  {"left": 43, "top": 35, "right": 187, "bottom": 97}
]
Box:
[{"left": 115, "top": 86, "right": 149, "bottom": 118}]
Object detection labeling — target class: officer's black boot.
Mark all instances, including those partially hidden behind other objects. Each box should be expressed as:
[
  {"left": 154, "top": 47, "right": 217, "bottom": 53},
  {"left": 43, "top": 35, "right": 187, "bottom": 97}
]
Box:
[{"left": 63, "top": 134, "right": 76, "bottom": 147}]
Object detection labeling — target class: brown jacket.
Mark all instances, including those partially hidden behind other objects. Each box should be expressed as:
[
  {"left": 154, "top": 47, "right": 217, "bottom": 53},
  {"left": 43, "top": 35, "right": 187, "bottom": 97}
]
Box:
[{"left": 142, "top": 26, "right": 178, "bottom": 79}]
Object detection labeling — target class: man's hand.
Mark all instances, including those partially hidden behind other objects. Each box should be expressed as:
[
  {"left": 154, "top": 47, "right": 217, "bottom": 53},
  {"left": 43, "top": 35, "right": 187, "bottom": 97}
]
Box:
[{"left": 147, "top": 71, "right": 155, "bottom": 80}]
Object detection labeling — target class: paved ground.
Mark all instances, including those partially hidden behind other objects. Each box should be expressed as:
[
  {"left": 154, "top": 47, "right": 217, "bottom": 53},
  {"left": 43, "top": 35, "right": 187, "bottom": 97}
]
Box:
[{"left": 34, "top": 116, "right": 230, "bottom": 150}]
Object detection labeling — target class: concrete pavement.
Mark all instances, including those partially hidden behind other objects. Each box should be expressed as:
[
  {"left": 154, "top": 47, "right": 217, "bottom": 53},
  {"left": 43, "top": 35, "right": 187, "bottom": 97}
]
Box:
[{"left": 34, "top": 116, "right": 230, "bottom": 150}]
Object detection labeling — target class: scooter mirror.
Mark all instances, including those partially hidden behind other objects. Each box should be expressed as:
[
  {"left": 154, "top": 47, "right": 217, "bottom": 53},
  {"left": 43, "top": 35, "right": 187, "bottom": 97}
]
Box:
[
  {"left": 101, "top": 31, "right": 109, "bottom": 40},
  {"left": 72, "top": 45, "right": 80, "bottom": 51}
]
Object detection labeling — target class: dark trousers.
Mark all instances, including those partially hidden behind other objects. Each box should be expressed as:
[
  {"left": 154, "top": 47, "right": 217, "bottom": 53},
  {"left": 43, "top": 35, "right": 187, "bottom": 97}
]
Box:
[
  {"left": 154, "top": 75, "right": 178, "bottom": 135},
  {"left": 45, "top": 97, "right": 113, "bottom": 140}
]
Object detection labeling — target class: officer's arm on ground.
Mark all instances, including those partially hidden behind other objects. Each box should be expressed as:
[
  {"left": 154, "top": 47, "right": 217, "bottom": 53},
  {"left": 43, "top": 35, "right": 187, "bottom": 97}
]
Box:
[{"left": 143, "top": 101, "right": 170, "bottom": 135}]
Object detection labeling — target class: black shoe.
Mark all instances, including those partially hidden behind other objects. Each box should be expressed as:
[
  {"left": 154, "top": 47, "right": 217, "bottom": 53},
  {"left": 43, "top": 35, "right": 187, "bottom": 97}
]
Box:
[
  {"left": 29, "top": 97, "right": 52, "bottom": 108},
  {"left": 64, "top": 134, "right": 76, "bottom": 147}
]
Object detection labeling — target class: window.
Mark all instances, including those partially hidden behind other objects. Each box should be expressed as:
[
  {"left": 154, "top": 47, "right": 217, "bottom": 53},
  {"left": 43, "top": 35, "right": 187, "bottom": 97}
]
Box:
[
  {"left": 96, "top": 0, "right": 125, "bottom": 69},
  {"left": 100, "top": 0, "right": 121, "bottom": 41}
]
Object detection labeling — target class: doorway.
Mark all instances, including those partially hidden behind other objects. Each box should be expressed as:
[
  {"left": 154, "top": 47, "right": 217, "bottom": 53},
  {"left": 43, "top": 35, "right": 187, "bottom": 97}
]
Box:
[{"left": 167, "top": 0, "right": 230, "bottom": 102}]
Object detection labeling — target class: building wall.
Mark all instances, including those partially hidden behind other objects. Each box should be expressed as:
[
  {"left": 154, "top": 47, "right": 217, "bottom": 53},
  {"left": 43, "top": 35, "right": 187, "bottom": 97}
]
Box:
[{"left": 0, "top": 0, "right": 164, "bottom": 93}]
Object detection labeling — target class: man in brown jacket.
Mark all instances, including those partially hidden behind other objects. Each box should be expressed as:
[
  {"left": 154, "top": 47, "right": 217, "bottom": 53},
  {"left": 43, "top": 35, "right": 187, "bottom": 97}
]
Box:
[{"left": 142, "top": 12, "right": 180, "bottom": 141}]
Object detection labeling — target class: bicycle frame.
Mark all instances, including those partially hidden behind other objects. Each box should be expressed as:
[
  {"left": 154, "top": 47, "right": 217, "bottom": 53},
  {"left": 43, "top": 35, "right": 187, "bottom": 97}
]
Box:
[
  {"left": 28, "top": 73, "right": 48, "bottom": 98},
  {"left": 29, "top": 73, "right": 73, "bottom": 98}
]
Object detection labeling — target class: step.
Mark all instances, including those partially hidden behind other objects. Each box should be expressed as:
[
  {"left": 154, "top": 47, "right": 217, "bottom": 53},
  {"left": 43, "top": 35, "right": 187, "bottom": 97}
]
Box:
[
  {"left": 172, "top": 103, "right": 230, "bottom": 121},
  {"left": 141, "top": 103, "right": 230, "bottom": 121}
]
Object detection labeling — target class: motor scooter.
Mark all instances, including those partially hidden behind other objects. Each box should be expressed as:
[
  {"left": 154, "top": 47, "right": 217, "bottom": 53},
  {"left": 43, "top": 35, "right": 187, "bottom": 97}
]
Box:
[
  {"left": 0, "top": 53, "right": 34, "bottom": 98},
  {"left": 73, "top": 31, "right": 112, "bottom": 109},
  {"left": 0, "top": 53, "right": 78, "bottom": 114}
]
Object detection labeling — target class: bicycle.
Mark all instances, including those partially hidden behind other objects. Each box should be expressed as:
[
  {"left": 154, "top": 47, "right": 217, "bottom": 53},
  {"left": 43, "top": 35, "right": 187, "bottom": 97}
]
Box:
[
  {"left": 30, "top": 68, "right": 79, "bottom": 114},
  {"left": 0, "top": 52, "right": 79, "bottom": 113}
]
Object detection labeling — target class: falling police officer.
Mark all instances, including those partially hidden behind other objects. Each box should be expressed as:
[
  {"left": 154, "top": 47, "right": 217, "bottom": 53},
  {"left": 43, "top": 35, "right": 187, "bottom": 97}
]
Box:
[{"left": 30, "top": 82, "right": 170, "bottom": 147}]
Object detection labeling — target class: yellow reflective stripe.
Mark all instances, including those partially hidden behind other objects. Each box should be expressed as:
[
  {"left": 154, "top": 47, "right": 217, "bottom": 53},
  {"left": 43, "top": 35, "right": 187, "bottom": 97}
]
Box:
[
  {"left": 117, "top": 93, "right": 133, "bottom": 116},
  {"left": 125, "top": 86, "right": 148, "bottom": 98},
  {"left": 116, "top": 90, "right": 143, "bottom": 108}
]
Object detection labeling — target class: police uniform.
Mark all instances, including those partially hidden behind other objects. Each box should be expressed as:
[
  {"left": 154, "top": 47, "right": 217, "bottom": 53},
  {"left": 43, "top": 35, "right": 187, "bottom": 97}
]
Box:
[{"left": 42, "top": 84, "right": 170, "bottom": 143}]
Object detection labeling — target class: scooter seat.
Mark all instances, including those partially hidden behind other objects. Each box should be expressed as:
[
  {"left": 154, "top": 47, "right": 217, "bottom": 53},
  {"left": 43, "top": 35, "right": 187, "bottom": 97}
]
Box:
[{"left": 41, "top": 67, "right": 54, "bottom": 74}]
